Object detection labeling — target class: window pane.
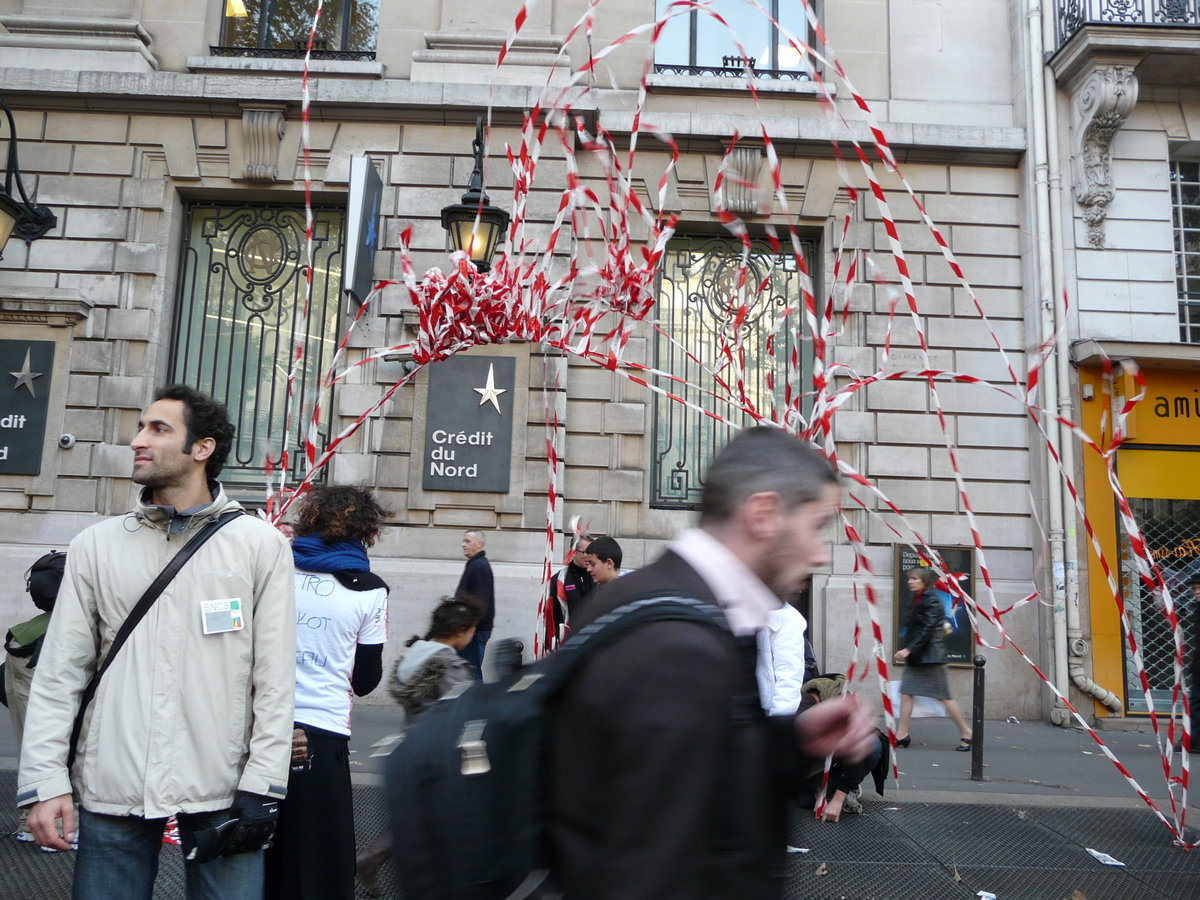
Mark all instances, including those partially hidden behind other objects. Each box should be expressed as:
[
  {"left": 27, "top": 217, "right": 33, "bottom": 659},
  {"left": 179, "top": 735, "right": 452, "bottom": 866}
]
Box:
[
  {"left": 348, "top": 0, "right": 379, "bottom": 51},
  {"left": 222, "top": 0, "right": 377, "bottom": 51},
  {"left": 1173, "top": 161, "right": 1200, "bottom": 343},
  {"left": 222, "top": 0, "right": 264, "bottom": 48},
  {"left": 696, "top": 0, "right": 770, "bottom": 68},
  {"left": 775, "top": 1, "right": 811, "bottom": 72},
  {"left": 651, "top": 235, "right": 814, "bottom": 509},
  {"left": 170, "top": 204, "right": 345, "bottom": 487},
  {"left": 654, "top": 0, "right": 691, "bottom": 66}
]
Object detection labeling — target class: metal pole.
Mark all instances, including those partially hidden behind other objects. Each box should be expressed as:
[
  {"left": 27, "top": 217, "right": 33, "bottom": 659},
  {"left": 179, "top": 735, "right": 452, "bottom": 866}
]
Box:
[{"left": 971, "top": 655, "right": 986, "bottom": 781}]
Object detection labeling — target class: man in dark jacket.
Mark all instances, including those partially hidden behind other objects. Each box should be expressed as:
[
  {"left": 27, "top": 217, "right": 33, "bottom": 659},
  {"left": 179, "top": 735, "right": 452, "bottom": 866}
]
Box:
[
  {"left": 456, "top": 530, "right": 494, "bottom": 680},
  {"left": 548, "top": 427, "right": 876, "bottom": 900}
]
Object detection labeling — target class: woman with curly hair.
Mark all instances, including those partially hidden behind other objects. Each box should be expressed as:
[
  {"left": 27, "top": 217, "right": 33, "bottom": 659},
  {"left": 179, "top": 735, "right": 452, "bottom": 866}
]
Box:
[
  {"left": 355, "top": 597, "right": 480, "bottom": 895},
  {"left": 265, "top": 486, "right": 391, "bottom": 900}
]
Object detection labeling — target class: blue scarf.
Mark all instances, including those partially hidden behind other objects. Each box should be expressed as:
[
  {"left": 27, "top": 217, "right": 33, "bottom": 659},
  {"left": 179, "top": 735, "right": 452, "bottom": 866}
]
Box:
[{"left": 292, "top": 534, "right": 370, "bottom": 574}]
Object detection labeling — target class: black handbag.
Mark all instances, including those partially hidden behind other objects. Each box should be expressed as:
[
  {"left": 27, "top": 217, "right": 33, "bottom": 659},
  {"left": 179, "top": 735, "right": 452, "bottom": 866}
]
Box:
[{"left": 67, "top": 510, "right": 242, "bottom": 771}]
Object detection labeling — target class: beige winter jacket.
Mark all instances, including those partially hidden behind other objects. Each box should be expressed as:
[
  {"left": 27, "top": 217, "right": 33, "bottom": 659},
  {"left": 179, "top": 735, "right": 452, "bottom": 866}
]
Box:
[{"left": 16, "top": 486, "right": 296, "bottom": 818}]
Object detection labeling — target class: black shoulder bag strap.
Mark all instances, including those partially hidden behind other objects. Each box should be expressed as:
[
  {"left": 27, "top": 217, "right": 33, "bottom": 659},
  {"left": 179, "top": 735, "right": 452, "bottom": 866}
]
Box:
[{"left": 67, "top": 509, "right": 243, "bottom": 771}]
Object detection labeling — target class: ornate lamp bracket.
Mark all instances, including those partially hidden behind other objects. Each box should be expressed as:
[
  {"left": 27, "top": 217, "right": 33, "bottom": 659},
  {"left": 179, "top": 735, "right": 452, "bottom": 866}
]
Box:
[{"left": 1072, "top": 65, "right": 1138, "bottom": 249}]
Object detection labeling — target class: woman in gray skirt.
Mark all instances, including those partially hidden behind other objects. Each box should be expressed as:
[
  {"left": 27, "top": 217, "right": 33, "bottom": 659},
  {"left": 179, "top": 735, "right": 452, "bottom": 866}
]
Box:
[{"left": 893, "top": 566, "right": 973, "bottom": 750}]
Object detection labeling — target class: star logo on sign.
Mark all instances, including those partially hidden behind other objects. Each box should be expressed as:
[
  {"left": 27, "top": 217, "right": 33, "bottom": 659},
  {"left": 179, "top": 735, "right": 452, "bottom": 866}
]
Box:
[
  {"left": 10, "top": 349, "right": 42, "bottom": 397},
  {"left": 365, "top": 192, "right": 379, "bottom": 250},
  {"left": 472, "top": 363, "right": 506, "bottom": 414}
]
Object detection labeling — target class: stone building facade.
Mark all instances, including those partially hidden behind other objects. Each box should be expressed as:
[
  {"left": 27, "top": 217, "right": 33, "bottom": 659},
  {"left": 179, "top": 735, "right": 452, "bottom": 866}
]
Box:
[{"left": 2, "top": 0, "right": 1150, "bottom": 724}]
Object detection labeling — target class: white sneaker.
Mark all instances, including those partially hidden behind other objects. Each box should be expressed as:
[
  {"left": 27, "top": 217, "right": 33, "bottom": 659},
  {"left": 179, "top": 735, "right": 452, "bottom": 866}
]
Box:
[
  {"left": 842, "top": 792, "right": 863, "bottom": 815},
  {"left": 15, "top": 830, "right": 36, "bottom": 843},
  {"left": 38, "top": 839, "right": 78, "bottom": 853}
]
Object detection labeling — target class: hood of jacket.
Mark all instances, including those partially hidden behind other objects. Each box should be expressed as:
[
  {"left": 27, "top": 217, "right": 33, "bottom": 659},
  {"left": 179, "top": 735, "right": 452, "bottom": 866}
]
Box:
[
  {"left": 130, "top": 481, "right": 240, "bottom": 534},
  {"left": 397, "top": 640, "right": 460, "bottom": 684}
]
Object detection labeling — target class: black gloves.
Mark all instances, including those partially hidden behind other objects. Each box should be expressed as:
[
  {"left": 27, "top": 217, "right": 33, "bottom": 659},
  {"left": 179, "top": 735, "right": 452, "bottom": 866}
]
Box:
[
  {"left": 183, "top": 791, "right": 279, "bottom": 864},
  {"left": 228, "top": 791, "right": 278, "bottom": 851}
]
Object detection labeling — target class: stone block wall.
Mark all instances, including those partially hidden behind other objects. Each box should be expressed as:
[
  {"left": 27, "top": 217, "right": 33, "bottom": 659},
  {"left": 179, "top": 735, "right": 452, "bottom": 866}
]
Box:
[{"left": 0, "top": 0, "right": 1045, "bottom": 713}]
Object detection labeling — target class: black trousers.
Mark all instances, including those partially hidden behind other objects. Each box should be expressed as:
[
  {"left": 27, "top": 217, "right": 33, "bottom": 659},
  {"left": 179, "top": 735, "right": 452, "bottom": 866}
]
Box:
[{"left": 264, "top": 725, "right": 355, "bottom": 900}]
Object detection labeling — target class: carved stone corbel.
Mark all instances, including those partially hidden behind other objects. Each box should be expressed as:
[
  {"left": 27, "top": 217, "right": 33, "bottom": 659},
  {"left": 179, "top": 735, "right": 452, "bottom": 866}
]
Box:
[
  {"left": 1072, "top": 65, "right": 1138, "bottom": 249},
  {"left": 717, "top": 145, "right": 764, "bottom": 217},
  {"left": 241, "top": 106, "right": 287, "bottom": 182}
]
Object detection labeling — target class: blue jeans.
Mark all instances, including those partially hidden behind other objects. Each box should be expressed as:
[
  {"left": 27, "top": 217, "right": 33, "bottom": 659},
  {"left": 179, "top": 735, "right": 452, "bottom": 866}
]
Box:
[
  {"left": 74, "top": 808, "right": 264, "bottom": 900},
  {"left": 458, "top": 629, "right": 491, "bottom": 681}
]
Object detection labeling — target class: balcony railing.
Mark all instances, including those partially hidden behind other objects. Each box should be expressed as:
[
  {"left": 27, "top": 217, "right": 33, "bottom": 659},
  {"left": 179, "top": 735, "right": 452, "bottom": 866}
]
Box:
[
  {"left": 1057, "top": 0, "right": 1200, "bottom": 49},
  {"left": 653, "top": 62, "right": 812, "bottom": 82},
  {"left": 209, "top": 44, "right": 377, "bottom": 61}
]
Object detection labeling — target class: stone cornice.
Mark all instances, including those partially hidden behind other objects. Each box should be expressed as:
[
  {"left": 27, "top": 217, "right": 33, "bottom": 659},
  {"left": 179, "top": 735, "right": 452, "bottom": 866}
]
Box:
[
  {"left": 1071, "top": 339, "right": 1200, "bottom": 369},
  {"left": 0, "top": 287, "right": 93, "bottom": 328},
  {"left": 0, "top": 67, "right": 1027, "bottom": 162},
  {"left": 1048, "top": 24, "right": 1200, "bottom": 91},
  {"left": 0, "top": 15, "right": 157, "bottom": 69}
]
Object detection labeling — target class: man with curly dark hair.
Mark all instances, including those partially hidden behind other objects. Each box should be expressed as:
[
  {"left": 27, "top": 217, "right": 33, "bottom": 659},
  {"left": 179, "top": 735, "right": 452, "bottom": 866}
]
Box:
[
  {"left": 266, "top": 485, "right": 391, "bottom": 900},
  {"left": 148, "top": 384, "right": 236, "bottom": 482},
  {"left": 18, "top": 385, "right": 295, "bottom": 900}
]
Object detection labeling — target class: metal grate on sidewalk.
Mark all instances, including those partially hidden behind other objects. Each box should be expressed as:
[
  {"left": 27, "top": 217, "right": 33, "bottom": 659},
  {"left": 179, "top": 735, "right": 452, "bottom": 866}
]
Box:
[
  {"left": 0, "top": 770, "right": 397, "bottom": 899},
  {"left": 4, "top": 768, "right": 1199, "bottom": 900}
]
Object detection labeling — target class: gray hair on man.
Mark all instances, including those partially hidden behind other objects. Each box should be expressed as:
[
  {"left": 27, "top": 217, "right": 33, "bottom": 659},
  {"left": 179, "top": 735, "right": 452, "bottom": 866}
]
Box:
[
  {"left": 464, "top": 530, "right": 486, "bottom": 545},
  {"left": 699, "top": 426, "right": 838, "bottom": 526}
]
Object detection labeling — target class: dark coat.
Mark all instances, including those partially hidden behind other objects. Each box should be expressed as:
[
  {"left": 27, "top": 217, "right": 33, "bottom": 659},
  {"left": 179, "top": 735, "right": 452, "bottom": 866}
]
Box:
[
  {"left": 548, "top": 550, "right": 809, "bottom": 900},
  {"left": 549, "top": 561, "right": 594, "bottom": 633},
  {"left": 456, "top": 551, "right": 494, "bottom": 630},
  {"left": 902, "top": 588, "right": 947, "bottom": 665}
]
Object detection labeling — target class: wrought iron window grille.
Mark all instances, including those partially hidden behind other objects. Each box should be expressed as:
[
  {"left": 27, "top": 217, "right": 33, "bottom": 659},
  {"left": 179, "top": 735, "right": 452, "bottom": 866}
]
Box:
[
  {"left": 209, "top": 45, "right": 376, "bottom": 61},
  {"left": 1056, "top": 0, "right": 1200, "bottom": 49},
  {"left": 168, "top": 203, "right": 346, "bottom": 488},
  {"left": 650, "top": 235, "right": 816, "bottom": 510},
  {"left": 653, "top": 62, "right": 812, "bottom": 81}
]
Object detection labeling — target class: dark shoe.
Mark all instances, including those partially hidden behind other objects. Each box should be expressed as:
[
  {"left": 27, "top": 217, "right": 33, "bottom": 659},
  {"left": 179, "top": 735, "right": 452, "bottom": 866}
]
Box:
[
  {"left": 895, "top": 736, "right": 911, "bottom": 748},
  {"left": 356, "top": 852, "right": 384, "bottom": 899},
  {"left": 357, "top": 830, "right": 392, "bottom": 898},
  {"left": 956, "top": 737, "right": 972, "bottom": 752}
]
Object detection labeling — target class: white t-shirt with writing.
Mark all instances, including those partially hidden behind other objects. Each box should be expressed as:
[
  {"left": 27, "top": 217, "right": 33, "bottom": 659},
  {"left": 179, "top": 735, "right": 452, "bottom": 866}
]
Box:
[{"left": 293, "top": 569, "right": 389, "bottom": 735}]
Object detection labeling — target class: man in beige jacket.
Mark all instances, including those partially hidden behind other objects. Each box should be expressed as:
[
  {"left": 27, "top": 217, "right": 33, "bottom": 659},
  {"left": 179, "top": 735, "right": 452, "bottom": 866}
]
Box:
[{"left": 17, "top": 385, "right": 295, "bottom": 900}]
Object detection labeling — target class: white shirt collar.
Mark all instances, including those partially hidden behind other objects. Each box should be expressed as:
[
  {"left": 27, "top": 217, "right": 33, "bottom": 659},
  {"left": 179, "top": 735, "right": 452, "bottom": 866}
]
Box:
[{"left": 669, "top": 528, "right": 781, "bottom": 636}]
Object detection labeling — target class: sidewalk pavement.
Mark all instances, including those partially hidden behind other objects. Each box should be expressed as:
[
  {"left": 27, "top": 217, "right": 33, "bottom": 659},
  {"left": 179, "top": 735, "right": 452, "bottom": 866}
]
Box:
[{"left": 3, "top": 705, "right": 1199, "bottom": 899}]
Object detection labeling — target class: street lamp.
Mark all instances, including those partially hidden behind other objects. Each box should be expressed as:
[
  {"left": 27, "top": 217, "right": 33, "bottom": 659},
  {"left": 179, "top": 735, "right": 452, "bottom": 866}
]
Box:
[
  {"left": 440, "top": 117, "right": 509, "bottom": 273},
  {"left": 0, "top": 98, "right": 57, "bottom": 260}
]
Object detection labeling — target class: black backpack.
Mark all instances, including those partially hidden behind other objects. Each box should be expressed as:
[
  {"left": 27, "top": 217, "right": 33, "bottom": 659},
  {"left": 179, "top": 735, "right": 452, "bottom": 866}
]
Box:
[
  {"left": 385, "top": 594, "right": 733, "bottom": 900},
  {"left": 26, "top": 549, "right": 66, "bottom": 612}
]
